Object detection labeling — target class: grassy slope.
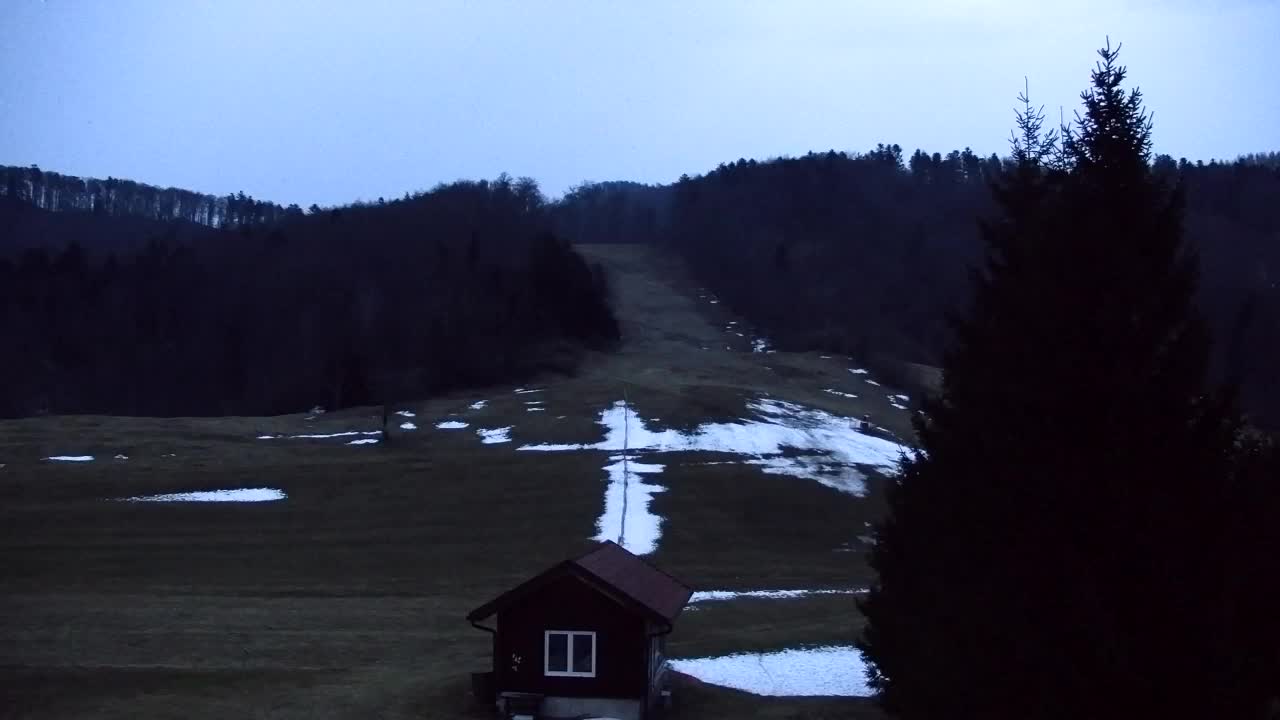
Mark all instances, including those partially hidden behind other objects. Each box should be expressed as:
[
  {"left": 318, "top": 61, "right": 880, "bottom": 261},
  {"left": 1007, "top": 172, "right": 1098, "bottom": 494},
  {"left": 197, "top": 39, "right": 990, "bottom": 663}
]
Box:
[{"left": 0, "top": 244, "right": 905, "bottom": 719}]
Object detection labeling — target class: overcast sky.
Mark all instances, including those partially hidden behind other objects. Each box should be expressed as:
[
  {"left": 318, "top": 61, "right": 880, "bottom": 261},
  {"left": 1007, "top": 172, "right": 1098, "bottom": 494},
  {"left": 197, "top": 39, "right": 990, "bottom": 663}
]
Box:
[{"left": 2, "top": 0, "right": 1277, "bottom": 207}]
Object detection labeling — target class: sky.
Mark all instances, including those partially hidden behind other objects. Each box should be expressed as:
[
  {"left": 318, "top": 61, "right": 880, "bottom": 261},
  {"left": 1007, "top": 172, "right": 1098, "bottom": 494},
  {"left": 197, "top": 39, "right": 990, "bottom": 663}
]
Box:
[{"left": 2, "top": 0, "right": 1277, "bottom": 208}]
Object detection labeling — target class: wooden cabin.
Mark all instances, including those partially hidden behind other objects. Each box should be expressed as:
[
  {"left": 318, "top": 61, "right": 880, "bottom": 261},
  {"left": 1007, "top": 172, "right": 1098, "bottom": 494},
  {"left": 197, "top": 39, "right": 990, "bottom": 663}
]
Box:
[{"left": 467, "top": 540, "right": 692, "bottom": 720}]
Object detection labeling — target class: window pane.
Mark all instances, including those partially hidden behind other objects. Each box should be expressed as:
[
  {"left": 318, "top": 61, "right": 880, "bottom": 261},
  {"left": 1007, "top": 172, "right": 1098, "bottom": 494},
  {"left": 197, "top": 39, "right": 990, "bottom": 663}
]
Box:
[
  {"left": 547, "top": 633, "right": 568, "bottom": 672},
  {"left": 572, "top": 633, "right": 594, "bottom": 674}
]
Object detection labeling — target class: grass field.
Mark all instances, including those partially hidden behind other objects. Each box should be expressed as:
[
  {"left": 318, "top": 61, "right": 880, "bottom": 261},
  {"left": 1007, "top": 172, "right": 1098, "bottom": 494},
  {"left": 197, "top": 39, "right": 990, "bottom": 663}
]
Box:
[{"left": 0, "top": 244, "right": 907, "bottom": 719}]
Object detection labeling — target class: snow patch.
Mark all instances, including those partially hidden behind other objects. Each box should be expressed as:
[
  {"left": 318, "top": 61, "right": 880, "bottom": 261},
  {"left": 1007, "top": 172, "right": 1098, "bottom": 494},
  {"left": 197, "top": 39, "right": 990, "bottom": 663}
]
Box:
[
  {"left": 892, "top": 394, "right": 909, "bottom": 402},
  {"left": 752, "top": 338, "right": 770, "bottom": 353},
  {"left": 260, "top": 431, "right": 381, "bottom": 440},
  {"left": 518, "top": 398, "right": 909, "bottom": 494},
  {"left": 399, "top": 421, "right": 417, "bottom": 430},
  {"left": 848, "top": 368, "right": 869, "bottom": 375},
  {"left": 436, "top": 421, "right": 469, "bottom": 429},
  {"left": 689, "top": 588, "right": 866, "bottom": 603},
  {"left": 514, "top": 388, "right": 543, "bottom": 395},
  {"left": 527, "top": 407, "right": 546, "bottom": 413},
  {"left": 823, "top": 388, "right": 858, "bottom": 399},
  {"left": 468, "top": 400, "right": 487, "bottom": 411},
  {"left": 47, "top": 455, "right": 93, "bottom": 462},
  {"left": 347, "top": 438, "right": 379, "bottom": 445},
  {"left": 477, "top": 427, "right": 512, "bottom": 444},
  {"left": 121, "top": 488, "right": 286, "bottom": 503},
  {"left": 596, "top": 455, "right": 666, "bottom": 555},
  {"left": 395, "top": 410, "right": 415, "bottom": 418},
  {"left": 864, "top": 379, "right": 882, "bottom": 387},
  {"left": 114, "top": 454, "right": 128, "bottom": 460},
  {"left": 671, "top": 646, "right": 873, "bottom": 697}
]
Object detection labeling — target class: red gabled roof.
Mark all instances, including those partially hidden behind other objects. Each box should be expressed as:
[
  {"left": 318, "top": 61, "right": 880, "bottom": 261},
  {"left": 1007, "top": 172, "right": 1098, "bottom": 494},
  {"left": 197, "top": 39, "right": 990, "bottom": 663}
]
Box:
[
  {"left": 572, "top": 541, "right": 692, "bottom": 622},
  {"left": 467, "top": 541, "right": 692, "bottom": 625}
]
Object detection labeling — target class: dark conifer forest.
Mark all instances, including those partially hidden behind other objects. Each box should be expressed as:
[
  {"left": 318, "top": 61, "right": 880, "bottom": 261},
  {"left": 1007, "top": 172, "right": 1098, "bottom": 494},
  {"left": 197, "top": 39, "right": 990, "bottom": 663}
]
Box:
[
  {"left": 0, "top": 175, "right": 619, "bottom": 416},
  {"left": 554, "top": 150, "right": 1280, "bottom": 429},
  {"left": 2, "top": 120, "right": 1276, "bottom": 426}
]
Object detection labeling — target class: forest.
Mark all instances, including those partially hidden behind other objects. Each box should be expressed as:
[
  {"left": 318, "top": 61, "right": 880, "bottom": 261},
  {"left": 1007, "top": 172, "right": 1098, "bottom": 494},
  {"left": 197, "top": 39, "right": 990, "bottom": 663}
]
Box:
[
  {"left": 2, "top": 148, "right": 1276, "bottom": 424},
  {"left": 0, "top": 174, "right": 618, "bottom": 417},
  {"left": 555, "top": 149, "right": 1280, "bottom": 429}
]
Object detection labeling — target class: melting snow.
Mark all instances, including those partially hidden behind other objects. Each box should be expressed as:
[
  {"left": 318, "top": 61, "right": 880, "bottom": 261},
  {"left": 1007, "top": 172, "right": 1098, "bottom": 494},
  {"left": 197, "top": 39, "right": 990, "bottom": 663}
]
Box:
[
  {"left": 518, "top": 398, "right": 908, "bottom": 487},
  {"left": 689, "top": 588, "right": 866, "bottom": 603},
  {"left": 347, "top": 438, "right": 379, "bottom": 445},
  {"left": 823, "top": 389, "right": 858, "bottom": 399},
  {"left": 395, "top": 410, "right": 415, "bottom": 418},
  {"left": 436, "top": 421, "right": 469, "bottom": 429},
  {"left": 47, "top": 455, "right": 93, "bottom": 462},
  {"left": 671, "top": 646, "right": 873, "bottom": 697},
  {"left": 596, "top": 455, "right": 666, "bottom": 555},
  {"left": 468, "top": 400, "right": 487, "bottom": 410},
  {"left": 121, "top": 488, "right": 286, "bottom": 503},
  {"left": 477, "top": 427, "right": 512, "bottom": 444},
  {"left": 399, "top": 421, "right": 417, "bottom": 430},
  {"left": 259, "top": 431, "right": 381, "bottom": 440}
]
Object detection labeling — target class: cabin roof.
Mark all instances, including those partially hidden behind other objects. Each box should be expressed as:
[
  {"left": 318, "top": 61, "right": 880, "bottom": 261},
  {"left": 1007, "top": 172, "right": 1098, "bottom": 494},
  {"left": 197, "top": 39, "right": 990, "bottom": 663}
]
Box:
[{"left": 467, "top": 541, "right": 692, "bottom": 625}]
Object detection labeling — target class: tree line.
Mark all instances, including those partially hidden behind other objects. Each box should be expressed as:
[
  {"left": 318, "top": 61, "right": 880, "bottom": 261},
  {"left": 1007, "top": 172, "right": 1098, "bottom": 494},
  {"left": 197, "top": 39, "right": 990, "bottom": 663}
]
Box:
[
  {"left": 0, "top": 175, "right": 618, "bottom": 417},
  {"left": 555, "top": 141, "right": 1279, "bottom": 429},
  {"left": 0, "top": 164, "right": 298, "bottom": 228}
]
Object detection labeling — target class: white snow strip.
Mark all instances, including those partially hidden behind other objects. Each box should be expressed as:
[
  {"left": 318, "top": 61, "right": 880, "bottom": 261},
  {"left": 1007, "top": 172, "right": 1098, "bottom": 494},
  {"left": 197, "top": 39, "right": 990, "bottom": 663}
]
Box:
[
  {"left": 689, "top": 588, "right": 866, "bottom": 603},
  {"left": 399, "top": 421, "right": 417, "bottom": 430},
  {"left": 734, "top": 332, "right": 745, "bottom": 337},
  {"left": 890, "top": 403, "right": 908, "bottom": 410},
  {"left": 436, "top": 421, "right": 469, "bottom": 429},
  {"left": 823, "top": 389, "right": 858, "bottom": 399},
  {"left": 709, "top": 299, "right": 719, "bottom": 304},
  {"left": 514, "top": 388, "right": 544, "bottom": 395},
  {"left": 745, "top": 456, "right": 870, "bottom": 495},
  {"left": 524, "top": 400, "right": 544, "bottom": 406},
  {"left": 864, "top": 379, "right": 882, "bottom": 386},
  {"left": 752, "top": 338, "right": 769, "bottom": 353},
  {"left": 893, "top": 394, "right": 909, "bottom": 402},
  {"left": 849, "top": 368, "right": 870, "bottom": 375},
  {"left": 114, "top": 454, "right": 128, "bottom": 460},
  {"left": 527, "top": 407, "right": 546, "bottom": 412},
  {"left": 395, "top": 410, "right": 415, "bottom": 418},
  {"left": 260, "top": 431, "right": 381, "bottom": 440},
  {"left": 121, "top": 488, "right": 286, "bottom": 503},
  {"left": 47, "top": 455, "right": 93, "bottom": 462},
  {"left": 468, "top": 400, "right": 487, "bottom": 410},
  {"left": 596, "top": 455, "right": 666, "bottom": 555},
  {"left": 517, "top": 398, "right": 910, "bottom": 493},
  {"left": 820, "top": 355, "right": 833, "bottom": 359},
  {"left": 347, "top": 438, "right": 379, "bottom": 445},
  {"left": 671, "top": 646, "right": 873, "bottom": 697},
  {"left": 477, "top": 427, "right": 512, "bottom": 444}
]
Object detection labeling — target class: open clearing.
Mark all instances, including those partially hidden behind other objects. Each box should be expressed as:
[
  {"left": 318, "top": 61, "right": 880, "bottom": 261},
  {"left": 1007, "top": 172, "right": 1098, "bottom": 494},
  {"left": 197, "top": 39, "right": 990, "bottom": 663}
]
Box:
[{"left": 0, "top": 244, "right": 906, "bottom": 719}]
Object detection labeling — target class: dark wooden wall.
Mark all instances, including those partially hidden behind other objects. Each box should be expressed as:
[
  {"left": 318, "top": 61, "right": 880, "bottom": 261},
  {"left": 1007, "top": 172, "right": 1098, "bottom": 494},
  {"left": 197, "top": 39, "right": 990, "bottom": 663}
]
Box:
[{"left": 495, "top": 573, "right": 647, "bottom": 699}]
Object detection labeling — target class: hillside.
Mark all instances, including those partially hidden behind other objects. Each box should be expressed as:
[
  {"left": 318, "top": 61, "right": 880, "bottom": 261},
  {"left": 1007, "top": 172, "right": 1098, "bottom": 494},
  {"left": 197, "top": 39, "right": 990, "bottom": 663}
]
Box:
[
  {"left": 1, "top": 244, "right": 910, "bottom": 719},
  {"left": 554, "top": 150, "right": 1280, "bottom": 428}
]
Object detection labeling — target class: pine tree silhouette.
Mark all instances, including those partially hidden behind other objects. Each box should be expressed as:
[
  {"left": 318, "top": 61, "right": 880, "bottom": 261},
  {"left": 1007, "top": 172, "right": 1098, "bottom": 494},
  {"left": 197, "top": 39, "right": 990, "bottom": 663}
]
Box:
[{"left": 858, "top": 41, "right": 1279, "bottom": 720}]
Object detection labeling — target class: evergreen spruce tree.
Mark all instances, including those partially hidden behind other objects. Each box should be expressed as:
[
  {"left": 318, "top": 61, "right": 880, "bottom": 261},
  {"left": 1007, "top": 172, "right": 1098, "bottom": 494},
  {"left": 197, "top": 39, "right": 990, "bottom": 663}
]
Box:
[{"left": 858, "top": 41, "right": 1280, "bottom": 719}]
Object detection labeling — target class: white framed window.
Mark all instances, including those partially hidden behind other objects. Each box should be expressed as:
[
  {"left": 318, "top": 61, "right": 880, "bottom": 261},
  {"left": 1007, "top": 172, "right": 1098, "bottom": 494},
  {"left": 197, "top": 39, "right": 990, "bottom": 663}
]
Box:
[{"left": 544, "top": 630, "right": 596, "bottom": 677}]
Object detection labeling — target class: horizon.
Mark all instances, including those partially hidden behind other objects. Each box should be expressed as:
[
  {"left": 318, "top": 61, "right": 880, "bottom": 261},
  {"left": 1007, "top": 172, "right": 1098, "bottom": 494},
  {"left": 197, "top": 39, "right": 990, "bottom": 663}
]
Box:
[{"left": 2, "top": 0, "right": 1277, "bottom": 208}]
